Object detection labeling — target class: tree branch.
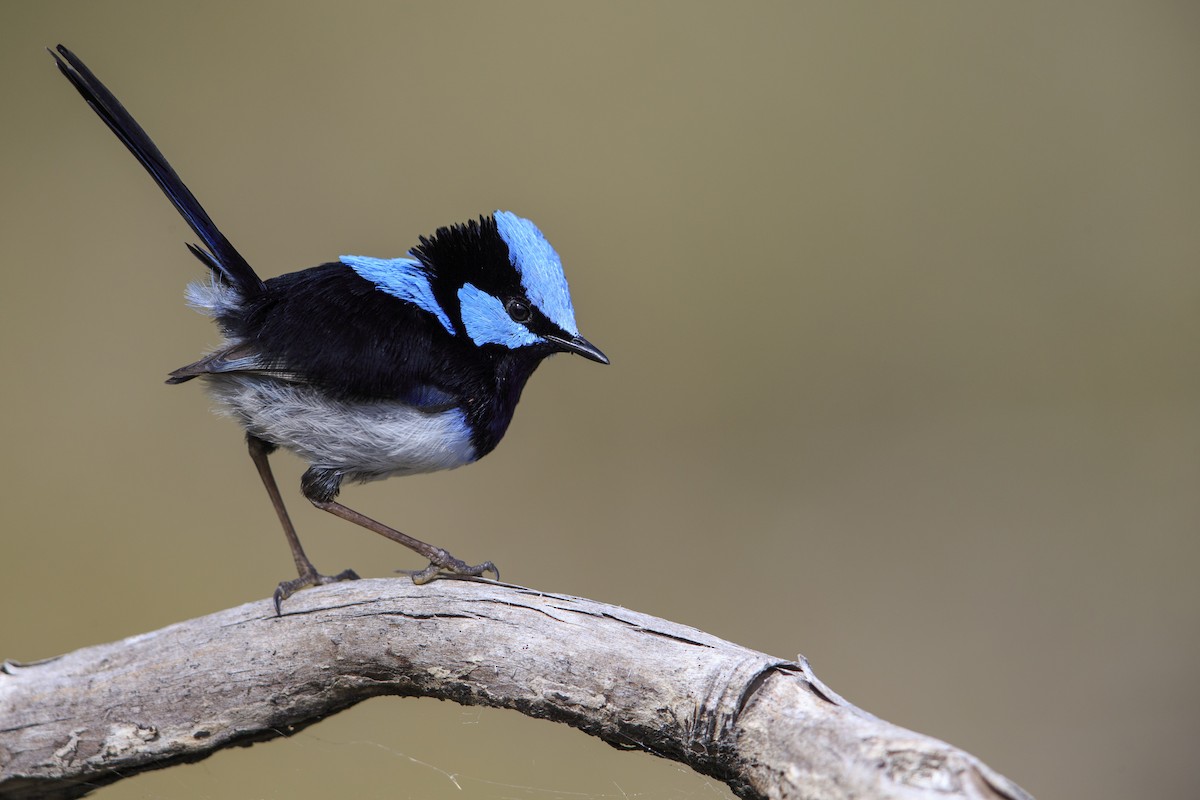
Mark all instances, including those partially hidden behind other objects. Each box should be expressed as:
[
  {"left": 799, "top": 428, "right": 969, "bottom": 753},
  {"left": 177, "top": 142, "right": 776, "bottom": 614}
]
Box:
[{"left": 0, "top": 579, "right": 1032, "bottom": 800}]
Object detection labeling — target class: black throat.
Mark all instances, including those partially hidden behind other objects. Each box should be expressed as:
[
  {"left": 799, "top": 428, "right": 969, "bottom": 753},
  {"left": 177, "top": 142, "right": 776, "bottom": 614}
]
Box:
[{"left": 464, "top": 348, "right": 551, "bottom": 458}]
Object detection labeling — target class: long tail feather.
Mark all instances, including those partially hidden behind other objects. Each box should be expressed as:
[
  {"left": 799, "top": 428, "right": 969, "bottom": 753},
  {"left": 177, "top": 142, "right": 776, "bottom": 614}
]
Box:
[{"left": 51, "top": 45, "right": 265, "bottom": 296}]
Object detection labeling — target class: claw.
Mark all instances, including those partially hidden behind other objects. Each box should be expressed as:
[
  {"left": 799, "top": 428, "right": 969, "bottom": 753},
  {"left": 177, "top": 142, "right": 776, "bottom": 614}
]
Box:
[
  {"left": 273, "top": 568, "right": 360, "bottom": 615},
  {"left": 402, "top": 557, "right": 499, "bottom": 585}
]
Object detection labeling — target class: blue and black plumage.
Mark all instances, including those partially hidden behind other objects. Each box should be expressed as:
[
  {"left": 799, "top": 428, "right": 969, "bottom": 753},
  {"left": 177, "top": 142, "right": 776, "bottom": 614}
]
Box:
[{"left": 51, "top": 46, "right": 608, "bottom": 612}]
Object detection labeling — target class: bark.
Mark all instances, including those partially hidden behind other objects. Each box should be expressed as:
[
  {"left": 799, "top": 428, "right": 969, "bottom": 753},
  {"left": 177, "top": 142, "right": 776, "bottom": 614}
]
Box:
[{"left": 0, "top": 578, "right": 1032, "bottom": 800}]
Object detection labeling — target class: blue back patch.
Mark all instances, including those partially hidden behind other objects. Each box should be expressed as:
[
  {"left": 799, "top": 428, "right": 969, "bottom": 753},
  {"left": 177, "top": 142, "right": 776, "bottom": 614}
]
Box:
[
  {"left": 341, "top": 255, "right": 455, "bottom": 335},
  {"left": 494, "top": 211, "right": 579, "bottom": 336},
  {"left": 458, "top": 282, "right": 539, "bottom": 349}
]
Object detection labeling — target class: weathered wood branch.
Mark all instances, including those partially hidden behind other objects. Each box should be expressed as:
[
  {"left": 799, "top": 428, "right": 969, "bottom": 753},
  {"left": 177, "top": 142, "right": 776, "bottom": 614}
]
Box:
[{"left": 0, "top": 578, "right": 1031, "bottom": 800}]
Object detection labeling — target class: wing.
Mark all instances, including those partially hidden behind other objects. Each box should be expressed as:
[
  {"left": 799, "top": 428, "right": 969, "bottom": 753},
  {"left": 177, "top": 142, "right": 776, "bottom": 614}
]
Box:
[
  {"left": 180, "top": 262, "right": 489, "bottom": 409},
  {"left": 169, "top": 339, "right": 459, "bottom": 412},
  {"left": 166, "top": 341, "right": 304, "bottom": 385}
]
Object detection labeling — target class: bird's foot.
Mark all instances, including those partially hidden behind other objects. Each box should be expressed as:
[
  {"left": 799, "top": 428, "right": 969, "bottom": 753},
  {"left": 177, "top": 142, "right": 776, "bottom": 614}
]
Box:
[
  {"left": 399, "top": 549, "right": 499, "bottom": 585},
  {"left": 273, "top": 567, "right": 360, "bottom": 615}
]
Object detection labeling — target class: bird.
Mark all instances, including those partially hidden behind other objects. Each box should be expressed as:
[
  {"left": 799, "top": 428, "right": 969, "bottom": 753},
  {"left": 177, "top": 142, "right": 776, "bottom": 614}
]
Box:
[{"left": 50, "top": 45, "right": 608, "bottom": 614}]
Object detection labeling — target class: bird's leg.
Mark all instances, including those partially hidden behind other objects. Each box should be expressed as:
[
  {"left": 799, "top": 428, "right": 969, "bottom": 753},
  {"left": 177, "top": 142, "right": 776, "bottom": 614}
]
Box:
[
  {"left": 246, "top": 435, "right": 359, "bottom": 614},
  {"left": 301, "top": 467, "right": 499, "bottom": 584}
]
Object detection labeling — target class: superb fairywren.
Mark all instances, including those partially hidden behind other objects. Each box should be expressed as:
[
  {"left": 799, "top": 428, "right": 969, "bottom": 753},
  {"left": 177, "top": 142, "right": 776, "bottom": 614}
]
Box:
[{"left": 52, "top": 46, "right": 608, "bottom": 613}]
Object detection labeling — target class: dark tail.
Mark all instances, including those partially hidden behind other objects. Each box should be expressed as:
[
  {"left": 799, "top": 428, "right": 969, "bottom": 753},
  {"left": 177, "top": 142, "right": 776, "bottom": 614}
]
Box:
[{"left": 51, "top": 45, "right": 266, "bottom": 297}]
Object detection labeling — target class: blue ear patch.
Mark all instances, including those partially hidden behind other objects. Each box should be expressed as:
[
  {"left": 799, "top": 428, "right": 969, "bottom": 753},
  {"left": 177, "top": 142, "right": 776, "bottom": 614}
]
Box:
[
  {"left": 341, "top": 255, "right": 455, "bottom": 335},
  {"left": 458, "top": 283, "right": 539, "bottom": 349},
  {"left": 494, "top": 211, "right": 579, "bottom": 336}
]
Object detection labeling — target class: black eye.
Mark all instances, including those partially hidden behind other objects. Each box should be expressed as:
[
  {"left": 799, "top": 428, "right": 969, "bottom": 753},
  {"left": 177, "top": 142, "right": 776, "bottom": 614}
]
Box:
[{"left": 505, "top": 298, "right": 532, "bottom": 323}]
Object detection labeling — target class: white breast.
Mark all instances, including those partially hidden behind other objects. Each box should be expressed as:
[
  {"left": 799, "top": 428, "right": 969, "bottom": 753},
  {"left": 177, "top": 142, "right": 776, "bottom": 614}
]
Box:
[{"left": 205, "top": 374, "right": 478, "bottom": 481}]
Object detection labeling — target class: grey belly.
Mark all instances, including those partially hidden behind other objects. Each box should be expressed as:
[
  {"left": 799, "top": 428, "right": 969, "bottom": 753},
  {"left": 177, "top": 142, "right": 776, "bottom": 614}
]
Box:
[{"left": 204, "top": 374, "right": 478, "bottom": 480}]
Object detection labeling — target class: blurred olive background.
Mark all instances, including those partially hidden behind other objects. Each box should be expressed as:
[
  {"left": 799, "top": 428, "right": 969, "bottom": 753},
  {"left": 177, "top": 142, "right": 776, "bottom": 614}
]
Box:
[{"left": 2, "top": 2, "right": 1198, "bottom": 799}]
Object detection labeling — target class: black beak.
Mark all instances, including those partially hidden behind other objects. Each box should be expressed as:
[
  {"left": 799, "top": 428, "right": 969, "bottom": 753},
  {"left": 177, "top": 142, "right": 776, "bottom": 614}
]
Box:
[{"left": 544, "top": 333, "right": 610, "bottom": 365}]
